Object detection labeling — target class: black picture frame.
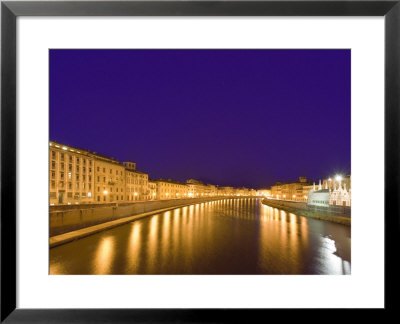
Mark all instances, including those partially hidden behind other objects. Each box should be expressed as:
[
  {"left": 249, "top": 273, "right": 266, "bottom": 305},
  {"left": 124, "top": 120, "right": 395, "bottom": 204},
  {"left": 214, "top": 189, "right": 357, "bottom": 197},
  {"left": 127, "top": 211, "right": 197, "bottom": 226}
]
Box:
[{"left": 1, "top": 0, "right": 399, "bottom": 322}]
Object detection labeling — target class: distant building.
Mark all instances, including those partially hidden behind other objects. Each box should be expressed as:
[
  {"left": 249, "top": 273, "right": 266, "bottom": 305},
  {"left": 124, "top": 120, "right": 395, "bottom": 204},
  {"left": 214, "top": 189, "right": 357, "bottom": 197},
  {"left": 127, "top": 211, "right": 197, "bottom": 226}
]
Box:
[
  {"left": 271, "top": 176, "right": 312, "bottom": 201},
  {"left": 256, "top": 189, "right": 271, "bottom": 197},
  {"left": 124, "top": 162, "right": 149, "bottom": 201},
  {"left": 307, "top": 178, "right": 351, "bottom": 207},
  {"left": 307, "top": 181, "right": 330, "bottom": 207},
  {"left": 155, "top": 179, "right": 189, "bottom": 199},
  {"left": 330, "top": 182, "right": 351, "bottom": 207}
]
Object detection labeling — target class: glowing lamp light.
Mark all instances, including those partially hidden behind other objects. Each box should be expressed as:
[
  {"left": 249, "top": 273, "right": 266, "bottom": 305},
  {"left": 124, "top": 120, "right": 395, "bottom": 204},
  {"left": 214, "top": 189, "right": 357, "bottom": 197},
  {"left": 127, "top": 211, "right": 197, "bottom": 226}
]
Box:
[
  {"left": 335, "top": 175, "right": 342, "bottom": 182},
  {"left": 62, "top": 146, "right": 68, "bottom": 151},
  {"left": 134, "top": 192, "right": 138, "bottom": 196},
  {"left": 103, "top": 190, "right": 108, "bottom": 195},
  {"left": 88, "top": 192, "right": 92, "bottom": 197}
]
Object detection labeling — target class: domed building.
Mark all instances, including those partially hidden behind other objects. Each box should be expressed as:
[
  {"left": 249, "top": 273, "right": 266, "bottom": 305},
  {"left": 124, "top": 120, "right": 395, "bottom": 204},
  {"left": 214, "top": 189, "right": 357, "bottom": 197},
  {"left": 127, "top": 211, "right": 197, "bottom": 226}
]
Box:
[{"left": 307, "top": 180, "right": 330, "bottom": 207}]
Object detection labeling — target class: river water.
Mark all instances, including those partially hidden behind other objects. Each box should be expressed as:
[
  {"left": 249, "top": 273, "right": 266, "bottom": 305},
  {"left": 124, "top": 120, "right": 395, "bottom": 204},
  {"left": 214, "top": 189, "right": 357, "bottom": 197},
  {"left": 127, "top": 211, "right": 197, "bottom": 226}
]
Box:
[{"left": 50, "top": 198, "right": 351, "bottom": 275}]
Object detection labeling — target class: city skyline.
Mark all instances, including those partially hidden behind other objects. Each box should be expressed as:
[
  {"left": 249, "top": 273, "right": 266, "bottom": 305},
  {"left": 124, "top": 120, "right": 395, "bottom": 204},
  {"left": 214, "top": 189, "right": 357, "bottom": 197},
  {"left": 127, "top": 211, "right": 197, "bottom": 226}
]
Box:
[
  {"left": 49, "top": 138, "right": 348, "bottom": 190},
  {"left": 50, "top": 49, "right": 351, "bottom": 188}
]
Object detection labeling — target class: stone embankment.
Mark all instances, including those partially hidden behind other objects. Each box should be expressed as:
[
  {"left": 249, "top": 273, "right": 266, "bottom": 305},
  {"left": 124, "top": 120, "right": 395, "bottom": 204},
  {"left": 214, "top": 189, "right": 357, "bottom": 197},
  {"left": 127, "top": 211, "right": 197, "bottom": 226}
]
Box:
[
  {"left": 262, "top": 198, "right": 351, "bottom": 226},
  {"left": 49, "top": 197, "right": 257, "bottom": 247}
]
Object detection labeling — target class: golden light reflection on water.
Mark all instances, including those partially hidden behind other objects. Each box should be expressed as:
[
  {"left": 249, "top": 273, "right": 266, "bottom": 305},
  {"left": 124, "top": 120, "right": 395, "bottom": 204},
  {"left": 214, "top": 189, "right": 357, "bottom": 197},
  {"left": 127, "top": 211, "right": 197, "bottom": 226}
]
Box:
[
  {"left": 126, "top": 222, "right": 141, "bottom": 273},
  {"left": 93, "top": 236, "right": 115, "bottom": 274},
  {"left": 50, "top": 198, "right": 351, "bottom": 275},
  {"left": 257, "top": 206, "right": 309, "bottom": 274},
  {"left": 146, "top": 215, "right": 159, "bottom": 273}
]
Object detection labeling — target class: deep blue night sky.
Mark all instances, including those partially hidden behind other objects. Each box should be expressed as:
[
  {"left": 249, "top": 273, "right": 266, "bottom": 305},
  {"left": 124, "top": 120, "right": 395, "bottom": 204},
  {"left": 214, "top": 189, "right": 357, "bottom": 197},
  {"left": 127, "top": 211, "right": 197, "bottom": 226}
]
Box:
[{"left": 50, "top": 49, "right": 350, "bottom": 189}]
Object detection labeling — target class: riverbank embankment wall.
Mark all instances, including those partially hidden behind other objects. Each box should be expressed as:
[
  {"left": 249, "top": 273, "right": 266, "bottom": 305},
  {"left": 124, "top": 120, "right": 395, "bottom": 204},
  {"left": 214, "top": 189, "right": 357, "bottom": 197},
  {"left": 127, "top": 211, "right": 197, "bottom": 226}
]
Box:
[
  {"left": 262, "top": 198, "right": 351, "bottom": 226},
  {"left": 50, "top": 197, "right": 256, "bottom": 236}
]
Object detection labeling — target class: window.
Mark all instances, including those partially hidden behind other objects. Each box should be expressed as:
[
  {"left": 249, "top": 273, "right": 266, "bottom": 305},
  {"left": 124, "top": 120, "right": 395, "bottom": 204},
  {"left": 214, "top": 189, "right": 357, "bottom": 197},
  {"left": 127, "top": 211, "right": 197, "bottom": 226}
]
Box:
[
  {"left": 110, "top": 169, "right": 112, "bottom": 174},
  {"left": 50, "top": 192, "right": 56, "bottom": 199},
  {"left": 83, "top": 167, "right": 86, "bottom": 173},
  {"left": 89, "top": 176, "right": 92, "bottom": 182},
  {"left": 76, "top": 175, "right": 79, "bottom": 181},
  {"left": 69, "top": 156, "right": 73, "bottom": 163},
  {"left": 89, "top": 184, "right": 92, "bottom": 190},
  {"left": 83, "top": 175, "right": 86, "bottom": 181},
  {"left": 76, "top": 166, "right": 79, "bottom": 173},
  {"left": 51, "top": 181, "right": 55, "bottom": 189},
  {"left": 76, "top": 182, "right": 79, "bottom": 189},
  {"left": 83, "top": 159, "right": 86, "bottom": 164},
  {"left": 67, "top": 192, "right": 73, "bottom": 198},
  {"left": 97, "top": 187, "right": 100, "bottom": 192},
  {"left": 97, "top": 176, "right": 100, "bottom": 182},
  {"left": 68, "top": 182, "right": 72, "bottom": 190},
  {"left": 68, "top": 164, "right": 72, "bottom": 171},
  {"left": 97, "top": 196, "right": 100, "bottom": 202},
  {"left": 76, "top": 157, "right": 80, "bottom": 164},
  {"left": 103, "top": 168, "right": 105, "bottom": 173},
  {"left": 89, "top": 168, "right": 92, "bottom": 174},
  {"left": 60, "top": 163, "right": 64, "bottom": 171},
  {"left": 60, "top": 172, "right": 64, "bottom": 180},
  {"left": 89, "top": 160, "right": 92, "bottom": 166},
  {"left": 68, "top": 172, "right": 72, "bottom": 180},
  {"left": 51, "top": 161, "right": 56, "bottom": 169},
  {"left": 51, "top": 171, "right": 55, "bottom": 179},
  {"left": 97, "top": 167, "right": 100, "bottom": 172},
  {"left": 103, "top": 177, "right": 106, "bottom": 182},
  {"left": 60, "top": 153, "right": 64, "bottom": 161}
]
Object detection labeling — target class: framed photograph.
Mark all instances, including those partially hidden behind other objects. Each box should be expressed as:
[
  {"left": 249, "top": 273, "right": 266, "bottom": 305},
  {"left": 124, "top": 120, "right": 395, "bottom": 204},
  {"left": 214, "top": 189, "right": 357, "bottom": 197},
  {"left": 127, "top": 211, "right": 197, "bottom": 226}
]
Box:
[{"left": 1, "top": 0, "right": 398, "bottom": 321}]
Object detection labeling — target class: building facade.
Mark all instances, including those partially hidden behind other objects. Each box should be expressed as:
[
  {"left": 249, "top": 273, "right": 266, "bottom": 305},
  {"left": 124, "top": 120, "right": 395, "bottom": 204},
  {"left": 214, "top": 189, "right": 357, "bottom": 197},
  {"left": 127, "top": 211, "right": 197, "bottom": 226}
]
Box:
[
  {"left": 50, "top": 141, "right": 257, "bottom": 205},
  {"left": 124, "top": 162, "right": 149, "bottom": 201},
  {"left": 49, "top": 142, "right": 95, "bottom": 205},
  {"left": 155, "top": 180, "right": 189, "bottom": 199},
  {"left": 93, "top": 155, "right": 125, "bottom": 203}
]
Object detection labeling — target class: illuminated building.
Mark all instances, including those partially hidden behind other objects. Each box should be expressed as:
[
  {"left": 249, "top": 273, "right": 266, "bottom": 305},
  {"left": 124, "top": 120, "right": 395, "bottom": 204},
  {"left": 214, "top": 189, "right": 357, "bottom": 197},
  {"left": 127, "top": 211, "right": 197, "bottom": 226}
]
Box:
[
  {"left": 49, "top": 142, "right": 95, "bottom": 205},
  {"left": 271, "top": 177, "right": 311, "bottom": 201},
  {"left": 155, "top": 179, "right": 189, "bottom": 199},
  {"left": 186, "top": 179, "right": 206, "bottom": 197},
  {"left": 94, "top": 155, "right": 125, "bottom": 203},
  {"left": 329, "top": 178, "right": 351, "bottom": 207},
  {"left": 123, "top": 162, "right": 149, "bottom": 201},
  {"left": 148, "top": 181, "right": 157, "bottom": 200},
  {"left": 307, "top": 181, "right": 330, "bottom": 207},
  {"left": 50, "top": 141, "right": 257, "bottom": 205},
  {"left": 256, "top": 189, "right": 271, "bottom": 197}
]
